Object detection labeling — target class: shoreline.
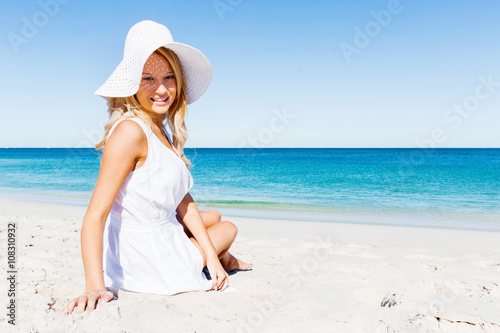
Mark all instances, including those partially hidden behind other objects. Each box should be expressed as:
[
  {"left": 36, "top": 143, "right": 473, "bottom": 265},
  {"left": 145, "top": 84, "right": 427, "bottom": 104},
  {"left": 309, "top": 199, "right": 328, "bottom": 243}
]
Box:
[
  {"left": 0, "top": 197, "right": 498, "bottom": 248},
  {"left": 1, "top": 194, "right": 499, "bottom": 232}
]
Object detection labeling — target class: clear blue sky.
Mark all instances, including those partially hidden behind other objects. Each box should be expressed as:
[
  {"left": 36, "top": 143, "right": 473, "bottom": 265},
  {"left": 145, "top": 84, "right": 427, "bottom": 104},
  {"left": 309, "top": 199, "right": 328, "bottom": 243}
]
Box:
[{"left": 1, "top": 0, "right": 499, "bottom": 148}]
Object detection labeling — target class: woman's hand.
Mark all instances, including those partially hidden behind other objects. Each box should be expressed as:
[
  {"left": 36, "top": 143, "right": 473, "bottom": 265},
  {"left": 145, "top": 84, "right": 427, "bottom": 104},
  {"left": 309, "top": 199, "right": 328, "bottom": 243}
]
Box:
[
  {"left": 206, "top": 257, "right": 229, "bottom": 291},
  {"left": 60, "top": 289, "right": 114, "bottom": 315}
]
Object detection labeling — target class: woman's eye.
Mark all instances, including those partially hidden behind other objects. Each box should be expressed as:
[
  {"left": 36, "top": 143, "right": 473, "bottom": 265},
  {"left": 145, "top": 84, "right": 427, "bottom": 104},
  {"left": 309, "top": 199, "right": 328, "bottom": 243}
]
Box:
[
  {"left": 142, "top": 77, "right": 153, "bottom": 81},
  {"left": 165, "top": 75, "right": 175, "bottom": 80}
]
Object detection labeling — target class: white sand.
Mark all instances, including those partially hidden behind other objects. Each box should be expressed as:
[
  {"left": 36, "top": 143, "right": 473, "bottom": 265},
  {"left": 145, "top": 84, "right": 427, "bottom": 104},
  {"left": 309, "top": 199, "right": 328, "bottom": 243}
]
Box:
[{"left": 0, "top": 197, "right": 500, "bottom": 332}]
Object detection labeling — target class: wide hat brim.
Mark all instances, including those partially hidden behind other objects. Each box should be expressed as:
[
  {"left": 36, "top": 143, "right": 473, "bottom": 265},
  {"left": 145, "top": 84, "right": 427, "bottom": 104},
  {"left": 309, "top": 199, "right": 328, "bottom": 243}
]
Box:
[{"left": 94, "top": 20, "right": 212, "bottom": 105}]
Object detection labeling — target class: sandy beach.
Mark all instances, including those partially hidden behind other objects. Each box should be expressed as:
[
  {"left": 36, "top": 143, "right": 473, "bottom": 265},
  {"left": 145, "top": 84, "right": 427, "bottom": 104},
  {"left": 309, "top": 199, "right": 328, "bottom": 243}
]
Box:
[{"left": 0, "top": 197, "right": 499, "bottom": 332}]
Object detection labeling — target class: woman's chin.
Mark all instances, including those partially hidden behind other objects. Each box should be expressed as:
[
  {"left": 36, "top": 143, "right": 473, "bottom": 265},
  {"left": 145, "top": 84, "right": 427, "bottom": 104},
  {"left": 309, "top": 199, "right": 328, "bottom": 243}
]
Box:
[{"left": 146, "top": 105, "right": 171, "bottom": 115}]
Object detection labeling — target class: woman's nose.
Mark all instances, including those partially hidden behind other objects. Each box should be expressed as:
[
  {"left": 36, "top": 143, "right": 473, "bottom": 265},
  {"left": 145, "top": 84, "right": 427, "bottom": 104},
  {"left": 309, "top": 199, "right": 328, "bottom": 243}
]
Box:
[{"left": 156, "top": 83, "right": 168, "bottom": 95}]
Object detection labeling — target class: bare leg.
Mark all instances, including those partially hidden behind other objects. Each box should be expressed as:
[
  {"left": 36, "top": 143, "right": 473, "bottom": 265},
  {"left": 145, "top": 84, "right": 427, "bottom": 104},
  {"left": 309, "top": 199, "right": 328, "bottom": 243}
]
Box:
[
  {"left": 219, "top": 249, "right": 253, "bottom": 272},
  {"left": 177, "top": 210, "right": 220, "bottom": 238},
  {"left": 189, "top": 220, "right": 237, "bottom": 267},
  {"left": 178, "top": 210, "right": 253, "bottom": 271}
]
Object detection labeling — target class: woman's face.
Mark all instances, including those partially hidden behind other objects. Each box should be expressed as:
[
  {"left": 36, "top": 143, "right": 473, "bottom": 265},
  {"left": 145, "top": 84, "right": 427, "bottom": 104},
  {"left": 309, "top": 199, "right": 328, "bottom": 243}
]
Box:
[{"left": 136, "top": 52, "right": 177, "bottom": 116}]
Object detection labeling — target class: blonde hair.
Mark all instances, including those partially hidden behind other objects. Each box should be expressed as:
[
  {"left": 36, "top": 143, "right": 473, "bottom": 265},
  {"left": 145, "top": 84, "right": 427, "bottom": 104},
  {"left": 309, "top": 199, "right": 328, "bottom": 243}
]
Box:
[{"left": 95, "top": 47, "right": 191, "bottom": 167}]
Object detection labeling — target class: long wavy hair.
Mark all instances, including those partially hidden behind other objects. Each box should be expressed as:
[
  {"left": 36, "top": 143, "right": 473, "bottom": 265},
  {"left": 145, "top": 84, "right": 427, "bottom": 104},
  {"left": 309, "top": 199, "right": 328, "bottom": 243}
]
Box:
[{"left": 95, "top": 47, "right": 190, "bottom": 167}]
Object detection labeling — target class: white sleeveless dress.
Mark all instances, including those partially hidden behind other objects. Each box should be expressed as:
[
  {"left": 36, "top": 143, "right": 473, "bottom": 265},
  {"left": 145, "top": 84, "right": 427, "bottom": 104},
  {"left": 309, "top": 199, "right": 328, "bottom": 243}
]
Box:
[{"left": 102, "top": 117, "right": 212, "bottom": 295}]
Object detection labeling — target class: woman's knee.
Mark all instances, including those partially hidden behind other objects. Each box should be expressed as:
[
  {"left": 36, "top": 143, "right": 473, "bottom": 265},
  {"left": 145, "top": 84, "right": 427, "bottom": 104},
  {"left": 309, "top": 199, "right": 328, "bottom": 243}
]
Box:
[
  {"left": 222, "top": 221, "right": 238, "bottom": 239},
  {"left": 210, "top": 210, "right": 222, "bottom": 223},
  {"left": 200, "top": 210, "right": 221, "bottom": 228}
]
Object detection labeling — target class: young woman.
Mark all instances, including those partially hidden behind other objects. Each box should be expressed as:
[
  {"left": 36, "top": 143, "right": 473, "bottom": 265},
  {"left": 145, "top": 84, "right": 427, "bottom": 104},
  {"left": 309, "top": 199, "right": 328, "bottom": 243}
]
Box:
[{"left": 61, "top": 20, "right": 251, "bottom": 315}]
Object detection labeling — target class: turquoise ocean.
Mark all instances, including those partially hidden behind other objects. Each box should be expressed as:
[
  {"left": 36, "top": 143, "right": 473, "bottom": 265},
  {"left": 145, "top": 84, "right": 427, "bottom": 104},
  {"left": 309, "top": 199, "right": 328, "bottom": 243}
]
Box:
[{"left": 0, "top": 148, "right": 499, "bottom": 231}]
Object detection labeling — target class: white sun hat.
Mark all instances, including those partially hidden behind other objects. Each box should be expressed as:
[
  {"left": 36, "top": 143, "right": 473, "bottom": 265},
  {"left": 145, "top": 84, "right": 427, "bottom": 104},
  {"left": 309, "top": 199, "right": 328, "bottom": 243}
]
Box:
[{"left": 95, "top": 20, "right": 212, "bottom": 104}]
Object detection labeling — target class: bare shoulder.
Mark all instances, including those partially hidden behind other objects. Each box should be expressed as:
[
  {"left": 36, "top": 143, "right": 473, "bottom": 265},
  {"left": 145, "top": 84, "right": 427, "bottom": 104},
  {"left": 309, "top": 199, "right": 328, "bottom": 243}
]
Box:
[
  {"left": 104, "top": 118, "right": 147, "bottom": 159},
  {"left": 86, "top": 119, "right": 148, "bottom": 221},
  {"left": 109, "top": 118, "right": 145, "bottom": 142}
]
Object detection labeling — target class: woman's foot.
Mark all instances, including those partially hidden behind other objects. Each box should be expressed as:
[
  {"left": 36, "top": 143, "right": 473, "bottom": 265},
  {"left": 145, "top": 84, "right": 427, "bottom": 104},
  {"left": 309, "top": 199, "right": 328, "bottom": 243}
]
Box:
[{"left": 220, "top": 252, "right": 253, "bottom": 272}]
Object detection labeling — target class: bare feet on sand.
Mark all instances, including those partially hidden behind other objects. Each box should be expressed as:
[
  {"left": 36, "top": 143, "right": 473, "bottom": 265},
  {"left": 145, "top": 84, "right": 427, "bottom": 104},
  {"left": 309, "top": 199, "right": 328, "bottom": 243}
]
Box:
[{"left": 220, "top": 252, "right": 253, "bottom": 272}]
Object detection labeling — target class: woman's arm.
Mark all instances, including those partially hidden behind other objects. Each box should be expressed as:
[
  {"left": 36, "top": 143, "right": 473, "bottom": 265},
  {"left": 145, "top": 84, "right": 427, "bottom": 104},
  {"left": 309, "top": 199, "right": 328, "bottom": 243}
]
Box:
[
  {"left": 61, "top": 119, "right": 147, "bottom": 315},
  {"left": 177, "top": 193, "right": 229, "bottom": 291}
]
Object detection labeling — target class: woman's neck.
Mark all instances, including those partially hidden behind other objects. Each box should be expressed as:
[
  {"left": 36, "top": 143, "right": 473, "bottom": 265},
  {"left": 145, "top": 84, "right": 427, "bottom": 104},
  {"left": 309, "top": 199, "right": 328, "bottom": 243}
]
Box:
[{"left": 145, "top": 112, "right": 166, "bottom": 129}]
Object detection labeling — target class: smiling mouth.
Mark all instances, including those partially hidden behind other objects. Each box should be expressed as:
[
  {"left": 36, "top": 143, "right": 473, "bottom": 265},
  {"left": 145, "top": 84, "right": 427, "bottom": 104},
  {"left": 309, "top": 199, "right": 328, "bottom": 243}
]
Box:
[{"left": 151, "top": 97, "right": 169, "bottom": 102}]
